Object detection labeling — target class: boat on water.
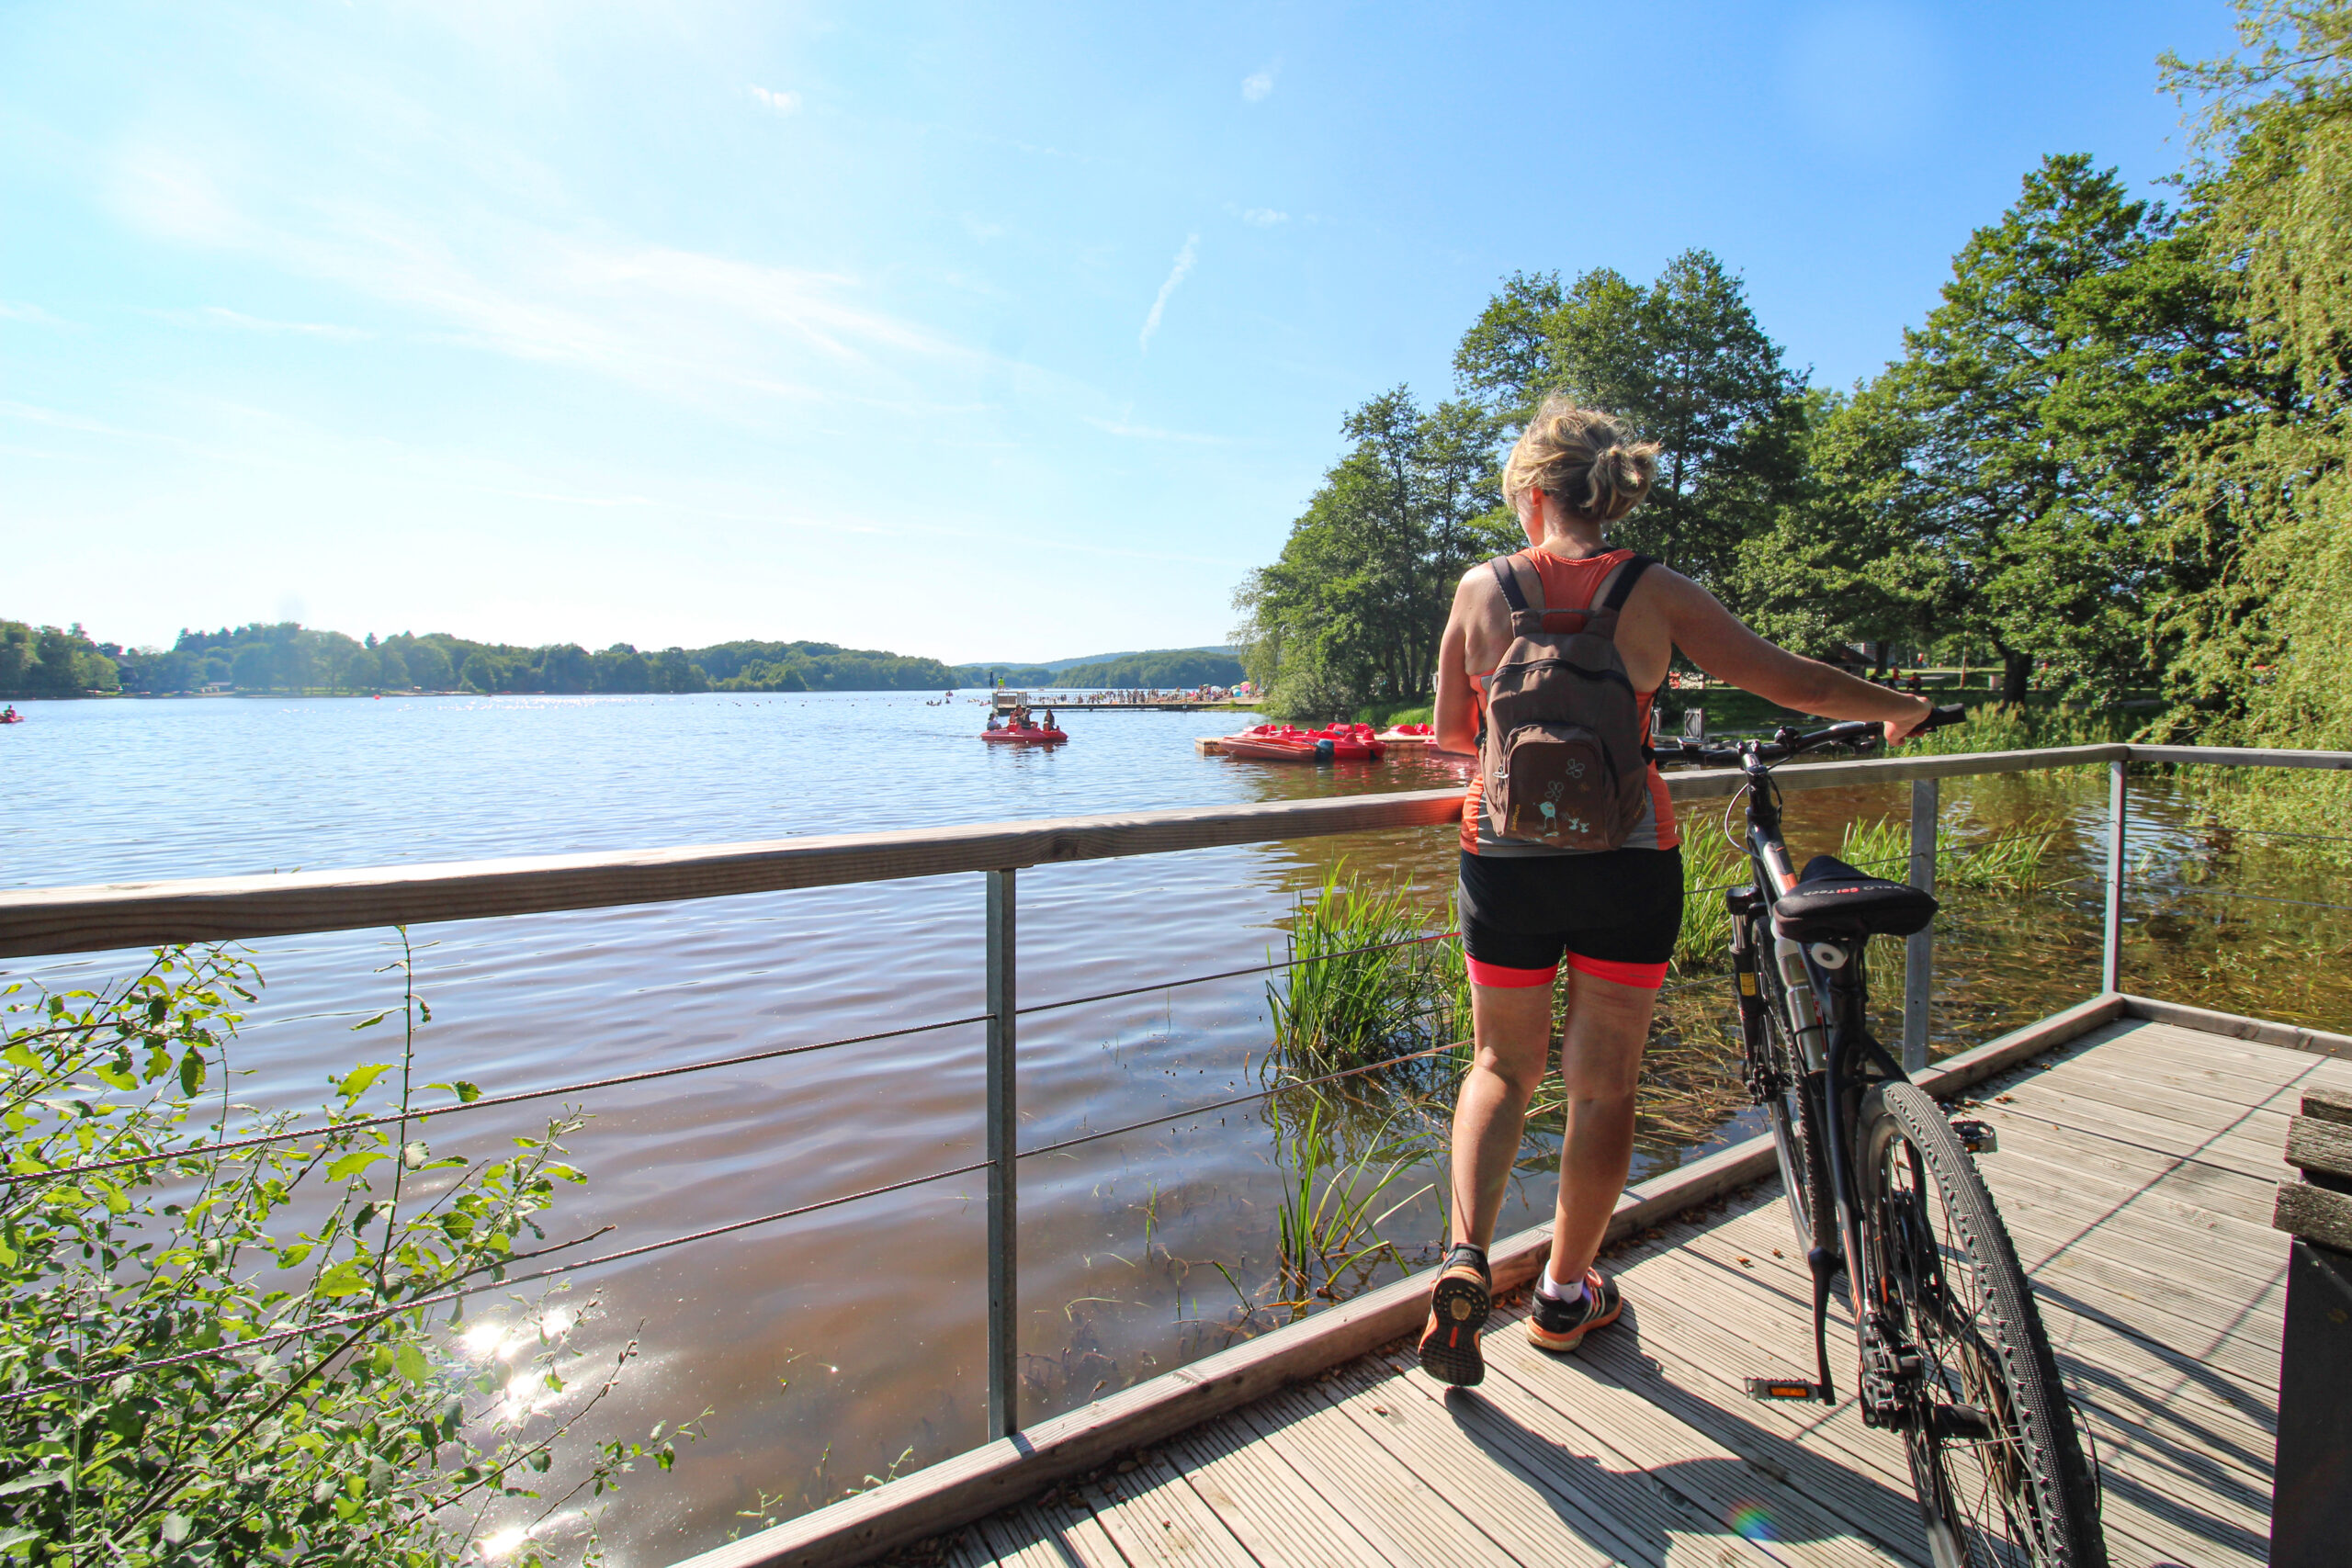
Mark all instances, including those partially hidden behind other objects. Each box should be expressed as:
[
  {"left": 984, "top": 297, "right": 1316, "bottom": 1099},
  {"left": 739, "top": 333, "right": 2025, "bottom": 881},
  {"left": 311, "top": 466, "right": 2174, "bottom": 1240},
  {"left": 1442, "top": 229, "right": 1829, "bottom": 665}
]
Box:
[
  {"left": 1374, "top": 722, "right": 1435, "bottom": 745},
  {"left": 0, "top": 708, "right": 22, "bottom": 726},
  {"left": 983, "top": 722, "right": 1067, "bottom": 745},
  {"left": 1216, "top": 722, "right": 1385, "bottom": 762}
]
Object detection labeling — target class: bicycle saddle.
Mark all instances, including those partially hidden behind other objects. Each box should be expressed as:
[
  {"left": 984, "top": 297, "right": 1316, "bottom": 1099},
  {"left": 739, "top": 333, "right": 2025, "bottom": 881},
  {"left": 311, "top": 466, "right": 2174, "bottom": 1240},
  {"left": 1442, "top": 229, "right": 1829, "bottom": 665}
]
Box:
[{"left": 1770, "top": 854, "right": 1939, "bottom": 940}]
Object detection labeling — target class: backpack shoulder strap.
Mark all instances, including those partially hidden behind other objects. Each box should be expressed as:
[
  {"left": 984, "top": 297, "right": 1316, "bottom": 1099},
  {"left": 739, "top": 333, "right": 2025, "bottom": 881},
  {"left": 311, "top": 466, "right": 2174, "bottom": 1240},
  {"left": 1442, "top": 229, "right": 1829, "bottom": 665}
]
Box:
[
  {"left": 1488, "top": 555, "right": 1547, "bottom": 617},
  {"left": 1600, "top": 553, "right": 1658, "bottom": 613}
]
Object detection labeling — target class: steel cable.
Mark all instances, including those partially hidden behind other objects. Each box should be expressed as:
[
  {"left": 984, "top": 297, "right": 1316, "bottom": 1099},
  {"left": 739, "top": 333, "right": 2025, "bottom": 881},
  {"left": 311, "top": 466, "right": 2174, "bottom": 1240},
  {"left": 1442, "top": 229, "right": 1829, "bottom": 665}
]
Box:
[
  {"left": 0, "top": 1156, "right": 992, "bottom": 1404},
  {"left": 0, "top": 1011, "right": 990, "bottom": 1189}
]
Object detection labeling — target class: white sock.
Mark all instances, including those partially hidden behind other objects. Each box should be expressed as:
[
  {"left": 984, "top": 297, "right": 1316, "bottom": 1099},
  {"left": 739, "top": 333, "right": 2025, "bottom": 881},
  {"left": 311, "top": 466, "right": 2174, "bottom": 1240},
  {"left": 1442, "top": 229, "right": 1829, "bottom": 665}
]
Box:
[{"left": 1537, "top": 1267, "right": 1587, "bottom": 1306}]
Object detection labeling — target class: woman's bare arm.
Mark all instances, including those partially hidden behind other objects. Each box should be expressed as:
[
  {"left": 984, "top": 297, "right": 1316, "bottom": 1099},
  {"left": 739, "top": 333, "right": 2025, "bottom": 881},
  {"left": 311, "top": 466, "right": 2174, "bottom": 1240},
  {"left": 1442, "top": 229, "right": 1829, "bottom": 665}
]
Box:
[
  {"left": 1649, "top": 570, "right": 1933, "bottom": 742},
  {"left": 1432, "top": 571, "right": 1485, "bottom": 754}
]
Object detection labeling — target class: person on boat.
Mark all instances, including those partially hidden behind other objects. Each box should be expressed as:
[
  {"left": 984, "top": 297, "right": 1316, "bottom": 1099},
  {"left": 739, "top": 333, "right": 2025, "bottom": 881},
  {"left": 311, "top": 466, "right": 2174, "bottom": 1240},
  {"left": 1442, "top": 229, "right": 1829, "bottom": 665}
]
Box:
[
  {"left": 0, "top": 705, "right": 16, "bottom": 723},
  {"left": 1418, "top": 392, "right": 1933, "bottom": 1386},
  {"left": 986, "top": 714, "right": 1002, "bottom": 732}
]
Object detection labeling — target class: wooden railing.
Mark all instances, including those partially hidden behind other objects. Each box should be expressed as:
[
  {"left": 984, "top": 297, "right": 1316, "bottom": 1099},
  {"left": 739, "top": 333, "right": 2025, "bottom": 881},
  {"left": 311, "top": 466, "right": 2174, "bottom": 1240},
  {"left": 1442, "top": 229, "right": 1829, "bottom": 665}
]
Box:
[{"left": 4, "top": 740, "right": 2348, "bottom": 1443}]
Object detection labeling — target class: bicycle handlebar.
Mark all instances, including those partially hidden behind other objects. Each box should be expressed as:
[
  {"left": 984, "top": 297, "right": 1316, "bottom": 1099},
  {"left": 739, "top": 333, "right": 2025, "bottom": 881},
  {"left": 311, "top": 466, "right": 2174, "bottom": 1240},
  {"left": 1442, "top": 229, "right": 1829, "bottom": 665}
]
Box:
[{"left": 1657, "top": 704, "right": 1967, "bottom": 771}]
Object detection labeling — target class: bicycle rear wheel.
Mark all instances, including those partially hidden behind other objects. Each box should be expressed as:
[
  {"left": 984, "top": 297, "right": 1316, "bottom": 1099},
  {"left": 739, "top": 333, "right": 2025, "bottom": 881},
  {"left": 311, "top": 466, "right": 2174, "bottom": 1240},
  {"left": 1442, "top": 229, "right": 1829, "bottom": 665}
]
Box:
[{"left": 1858, "top": 1083, "right": 2105, "bottom": 1568}]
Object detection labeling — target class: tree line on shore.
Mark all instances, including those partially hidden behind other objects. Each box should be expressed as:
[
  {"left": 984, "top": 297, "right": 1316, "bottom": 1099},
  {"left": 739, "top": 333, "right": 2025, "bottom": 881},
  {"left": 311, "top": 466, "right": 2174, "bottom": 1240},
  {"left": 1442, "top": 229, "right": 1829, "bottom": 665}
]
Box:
[
  {"left": 1237, "top": 1, "right": 2352, "bottom": 758},
  {"left": 0, "top": 620, "right": 965, "bottom": 697},
  {"left": 0, "top": 618, "right": 1252, "bottom": 699}
]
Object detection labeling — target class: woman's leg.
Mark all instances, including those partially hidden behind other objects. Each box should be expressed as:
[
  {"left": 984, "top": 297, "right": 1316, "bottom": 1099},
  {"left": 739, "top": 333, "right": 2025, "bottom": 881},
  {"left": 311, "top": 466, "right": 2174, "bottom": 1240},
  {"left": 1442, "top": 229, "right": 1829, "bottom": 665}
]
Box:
[
  {"left": 1544, "top": 967, "right": 1657, "bottom": 1285},
  {"left": 1447, "top": 979, "right": 1555, "bottom": 1248}
]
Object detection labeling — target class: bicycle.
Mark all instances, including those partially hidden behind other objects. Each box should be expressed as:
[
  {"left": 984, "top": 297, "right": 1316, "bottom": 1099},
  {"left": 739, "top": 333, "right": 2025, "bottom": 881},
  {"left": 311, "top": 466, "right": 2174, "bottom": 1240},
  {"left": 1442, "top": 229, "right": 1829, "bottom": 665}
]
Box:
[{"left": 1655, "top": 709, "right": 2107, "bottom": 1568}]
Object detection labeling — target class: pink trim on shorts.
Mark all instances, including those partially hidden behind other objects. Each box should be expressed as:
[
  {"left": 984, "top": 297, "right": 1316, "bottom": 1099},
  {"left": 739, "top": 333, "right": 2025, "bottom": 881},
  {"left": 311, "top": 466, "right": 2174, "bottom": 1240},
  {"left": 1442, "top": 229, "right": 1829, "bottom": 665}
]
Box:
[
  {"left": 1565, "top": 953, "right": 1669, "bottom": 990},
  {"left": 1464, "top": 956, "right": 1557, "bottom": 988}
]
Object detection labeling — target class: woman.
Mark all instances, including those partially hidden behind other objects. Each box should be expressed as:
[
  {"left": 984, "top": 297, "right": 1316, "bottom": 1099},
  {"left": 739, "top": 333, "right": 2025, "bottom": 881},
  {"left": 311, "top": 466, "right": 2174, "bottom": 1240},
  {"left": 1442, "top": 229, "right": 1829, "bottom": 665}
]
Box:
[{"left": 1418, "top": 392, "right": 1931, "bottom": 1386}]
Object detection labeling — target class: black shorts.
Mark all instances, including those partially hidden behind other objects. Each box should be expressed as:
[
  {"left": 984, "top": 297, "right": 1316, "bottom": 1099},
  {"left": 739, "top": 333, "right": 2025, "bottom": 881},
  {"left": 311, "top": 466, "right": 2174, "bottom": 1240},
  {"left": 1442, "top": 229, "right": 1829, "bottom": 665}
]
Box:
[{"left": 1457, "top": 846, "right": 1683, "bottom": 989}]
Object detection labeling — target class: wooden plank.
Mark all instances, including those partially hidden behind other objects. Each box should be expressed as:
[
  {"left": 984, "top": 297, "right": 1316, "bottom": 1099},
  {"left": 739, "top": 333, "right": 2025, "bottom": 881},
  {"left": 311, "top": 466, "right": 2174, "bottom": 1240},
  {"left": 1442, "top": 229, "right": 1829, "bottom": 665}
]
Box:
[
  {"left": 1390, "top": 1331, "right": 1913, "bottom": 1568},
  {"left": 2116, "top": 995, "right": 2352, "bottom": 1063},
  {"left": 1073, "top": 1450, "right": 1260, "bottom": 1568},
  {"left": 1611, "top": 1220, "right": 2273, "bottom": 1568},
  {"left": 1661, "top": 1205, "right": 2286, "bottom": 1445},
  {"left": 2305, "top": 1085, "right": 2352, "bottom": 1125},
  {"left": 1228, "top": 1385, "right": 1525, "bottom": 1568},
  {"left": 2286, "top": 1113, "right": 2352, "bottom": 1179},
  {"left": 1161, "top": 1418, "right": 1396, "bottom": 1568},
  {"left": 974, "top": 1498, "right": 1131, "bottom": 1568},
  {"left": 1301, "top": 1362, "right": 1647, "bottom": 1568},
  {"left": 2275, "top": 1181, "right": 2352, "bottom": 1251},
  {"left": 1962, "top": 1110, "right": 2285, "bottom": 1226}
]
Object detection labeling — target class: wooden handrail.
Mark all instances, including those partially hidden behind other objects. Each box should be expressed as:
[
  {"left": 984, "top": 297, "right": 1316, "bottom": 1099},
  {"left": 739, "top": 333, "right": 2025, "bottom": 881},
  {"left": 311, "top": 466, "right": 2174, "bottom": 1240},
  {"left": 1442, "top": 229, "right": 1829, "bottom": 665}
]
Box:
[{"left": 3, "top": 741, "right": 2334, "bottom": 961}]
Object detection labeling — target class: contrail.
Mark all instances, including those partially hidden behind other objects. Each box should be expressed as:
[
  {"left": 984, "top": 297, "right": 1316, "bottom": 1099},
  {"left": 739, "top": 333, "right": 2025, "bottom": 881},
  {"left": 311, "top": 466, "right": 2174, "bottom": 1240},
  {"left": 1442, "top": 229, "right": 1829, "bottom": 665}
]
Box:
[{"left": 1138, "top": 233, "right": 1199, "bottom": 352}]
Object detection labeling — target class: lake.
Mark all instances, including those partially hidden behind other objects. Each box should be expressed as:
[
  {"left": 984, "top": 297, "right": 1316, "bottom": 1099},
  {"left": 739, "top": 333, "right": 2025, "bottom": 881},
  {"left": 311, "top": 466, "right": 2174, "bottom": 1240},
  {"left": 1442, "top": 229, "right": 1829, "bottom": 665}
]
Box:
[{"left": 4, "top": 692, "right": 2342, "bottom": 1563}]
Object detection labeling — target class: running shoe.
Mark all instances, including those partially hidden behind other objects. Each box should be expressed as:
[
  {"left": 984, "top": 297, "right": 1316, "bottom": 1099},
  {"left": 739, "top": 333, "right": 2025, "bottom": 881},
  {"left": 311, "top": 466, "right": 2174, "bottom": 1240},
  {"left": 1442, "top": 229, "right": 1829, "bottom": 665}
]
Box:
[
  {"left": 1416, "top": 1244, "right": 1492, "bottom": 1386},
  {"left": 1526, "top": 1269, "right": 1622, "bottom": 1354}
]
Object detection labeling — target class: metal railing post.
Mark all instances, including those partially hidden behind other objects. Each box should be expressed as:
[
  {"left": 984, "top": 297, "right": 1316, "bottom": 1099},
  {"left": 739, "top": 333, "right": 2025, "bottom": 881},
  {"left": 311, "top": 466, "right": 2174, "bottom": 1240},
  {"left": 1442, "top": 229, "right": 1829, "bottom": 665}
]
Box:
[
  {"left": 984, "top": 867, "right": 1018, "bottom": 1439},
  {"left": 1903, "top": 777, "right": 1938, "bottom": 1074},
  {"left": 2102, "top": 761, "right": 2127, "bottom": 995}
]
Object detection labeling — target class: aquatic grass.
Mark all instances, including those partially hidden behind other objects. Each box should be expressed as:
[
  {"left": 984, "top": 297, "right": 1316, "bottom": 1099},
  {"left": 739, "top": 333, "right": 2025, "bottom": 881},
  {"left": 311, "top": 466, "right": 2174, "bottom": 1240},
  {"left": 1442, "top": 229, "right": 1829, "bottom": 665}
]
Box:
[
  {"left": 1270, "top": 1098, "right": 1435, "bottom": 1315},
  {"left": 1266, "top": 863, "right": 1453, "bottom": 1073},
  {"left": 1674, "top": 827, "right": 1744, "bottom": 974},
  {"left": 1837, "top": 814, "right": 2063, "bottom": 893}
]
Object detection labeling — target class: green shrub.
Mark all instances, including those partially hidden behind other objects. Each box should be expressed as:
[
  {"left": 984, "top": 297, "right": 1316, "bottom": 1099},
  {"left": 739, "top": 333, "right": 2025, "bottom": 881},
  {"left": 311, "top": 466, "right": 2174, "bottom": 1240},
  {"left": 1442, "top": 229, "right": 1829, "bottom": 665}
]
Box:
[{"left": 0, "top": 942, "right": 683, "bottom": 1566}]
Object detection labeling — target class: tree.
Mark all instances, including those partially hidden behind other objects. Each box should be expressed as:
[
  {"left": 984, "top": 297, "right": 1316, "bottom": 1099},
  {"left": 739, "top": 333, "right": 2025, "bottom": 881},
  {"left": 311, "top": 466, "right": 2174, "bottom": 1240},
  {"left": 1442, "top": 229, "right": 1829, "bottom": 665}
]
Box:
[
  {"left": 2154, "top": 2, "right": 2352, "bottom": 745},
  {"left": 1789, "top": 155, "right": 2236, "bottom": 701},
  {"left": 1234, "top": 389, "right": 1513, "bottom": 718},
  {"left": 231, "top": 644, "right": 276, "bottom": 692},
  {"left": 1453, "top": 251, "right": 1806, "bottom": 591}
]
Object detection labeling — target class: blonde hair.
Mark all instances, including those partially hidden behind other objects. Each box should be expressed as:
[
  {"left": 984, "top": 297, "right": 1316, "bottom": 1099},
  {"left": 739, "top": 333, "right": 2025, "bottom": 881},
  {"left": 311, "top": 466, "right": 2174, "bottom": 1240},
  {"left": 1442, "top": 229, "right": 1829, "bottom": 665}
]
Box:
[{"left": 1500, "top": 393, "right": 1660, "bottom": 526}]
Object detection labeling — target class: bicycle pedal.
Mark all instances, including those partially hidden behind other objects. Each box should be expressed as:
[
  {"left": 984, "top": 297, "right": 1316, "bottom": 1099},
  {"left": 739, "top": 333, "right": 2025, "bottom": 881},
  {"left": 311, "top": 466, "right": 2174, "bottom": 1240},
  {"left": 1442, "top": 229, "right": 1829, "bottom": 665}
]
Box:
[
  {"left": 1951, "top": 1119, "right": 1997, "bottom": 1154},
  {"left": 1744, "top": 1377, "right": 1826, "bottom": 1403}
]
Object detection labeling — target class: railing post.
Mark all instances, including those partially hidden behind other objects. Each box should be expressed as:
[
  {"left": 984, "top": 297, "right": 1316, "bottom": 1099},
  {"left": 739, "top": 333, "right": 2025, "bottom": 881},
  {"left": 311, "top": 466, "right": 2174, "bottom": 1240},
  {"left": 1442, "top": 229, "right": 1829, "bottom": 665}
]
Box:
[
  {"left": 984, "top": 867, "right": 1018, "bottom": 1439},
  {"left": 2102, "top": 761, "right": 2127, "bottom": 995},
  {"left": 1903, "top": 777, "right": 1938, "bottom": 1075}
]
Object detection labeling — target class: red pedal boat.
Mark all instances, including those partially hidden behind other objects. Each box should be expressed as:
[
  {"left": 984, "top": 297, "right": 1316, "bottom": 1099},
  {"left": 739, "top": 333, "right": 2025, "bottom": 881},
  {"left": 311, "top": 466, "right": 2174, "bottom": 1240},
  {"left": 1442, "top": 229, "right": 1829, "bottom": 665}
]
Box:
[
  {"left": 1374, "top": 722, "right": 1434, "bottom": 745},
  {"left": 1217, "top": 723, "right": 1385, "bottom": 762},
  {"left": 983, "top": 722, "right": 1067, "bottom": 745}
]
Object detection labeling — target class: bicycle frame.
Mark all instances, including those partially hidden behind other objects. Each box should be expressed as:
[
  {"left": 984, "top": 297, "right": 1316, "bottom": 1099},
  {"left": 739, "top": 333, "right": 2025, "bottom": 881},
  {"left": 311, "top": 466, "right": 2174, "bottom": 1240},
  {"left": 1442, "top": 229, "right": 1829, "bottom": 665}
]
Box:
[{"left": 1719, "top": 746, "right": 1914, "bottom": 1416}]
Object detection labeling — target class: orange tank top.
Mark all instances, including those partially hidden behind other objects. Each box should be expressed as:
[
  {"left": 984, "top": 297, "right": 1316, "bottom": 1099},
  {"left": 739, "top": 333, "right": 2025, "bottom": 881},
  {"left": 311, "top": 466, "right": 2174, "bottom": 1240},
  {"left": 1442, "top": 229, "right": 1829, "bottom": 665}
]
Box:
[{"left": 1461, "top": 547, "right": 1681, "bottom": 855}]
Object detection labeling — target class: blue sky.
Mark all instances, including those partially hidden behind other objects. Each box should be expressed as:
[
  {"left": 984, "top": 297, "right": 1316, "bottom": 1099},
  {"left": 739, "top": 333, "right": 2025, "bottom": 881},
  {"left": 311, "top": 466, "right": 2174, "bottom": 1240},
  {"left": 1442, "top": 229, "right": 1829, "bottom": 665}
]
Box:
[{"left": 1, "top": 1, "right": 2240, "bottom": 663}]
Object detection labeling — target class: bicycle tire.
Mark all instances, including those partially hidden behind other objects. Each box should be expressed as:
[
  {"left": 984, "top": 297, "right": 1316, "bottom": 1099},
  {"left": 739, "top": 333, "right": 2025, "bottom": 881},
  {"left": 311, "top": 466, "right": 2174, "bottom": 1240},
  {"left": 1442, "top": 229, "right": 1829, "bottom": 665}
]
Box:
[
  {"left": 1858, "top": 1083, "right": 2106, "bottom": 1568},
  {"left": 1748, "top": 917, "right": 1835, "bottom": 1254}
]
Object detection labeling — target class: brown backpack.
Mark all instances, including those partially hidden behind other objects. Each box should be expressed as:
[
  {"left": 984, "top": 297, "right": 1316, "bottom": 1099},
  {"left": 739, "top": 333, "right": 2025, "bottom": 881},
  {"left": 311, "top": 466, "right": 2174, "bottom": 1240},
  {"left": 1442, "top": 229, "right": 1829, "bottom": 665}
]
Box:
[{"left": 1476, "top": 552, "right": 1658, "bottom": 852}]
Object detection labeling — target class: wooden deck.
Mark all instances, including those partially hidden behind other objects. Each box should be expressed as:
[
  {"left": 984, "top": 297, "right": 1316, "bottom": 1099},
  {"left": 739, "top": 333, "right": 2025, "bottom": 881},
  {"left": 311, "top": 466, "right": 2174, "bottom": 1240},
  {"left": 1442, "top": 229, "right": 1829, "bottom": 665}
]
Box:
[{"left": 921, "top": 1017, "right": 2346, "bottom": 1568}]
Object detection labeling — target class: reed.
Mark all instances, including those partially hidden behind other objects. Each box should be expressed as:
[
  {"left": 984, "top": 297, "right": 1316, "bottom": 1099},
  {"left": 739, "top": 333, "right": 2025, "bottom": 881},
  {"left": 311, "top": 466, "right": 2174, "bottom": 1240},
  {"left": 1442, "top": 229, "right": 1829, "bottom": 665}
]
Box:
[
  {"left": 1836, "top": 813, "right": 2061, "bottom": 893},
  {"left": 1268, "top": 1097, "right": 1435, "bottom": 1316},
  {"left": 1674, "top": 826, "right": 1744, "bottom": 974},
  {"left": 1266, "top": 863, "right": 1453, "bottom": 1073}
]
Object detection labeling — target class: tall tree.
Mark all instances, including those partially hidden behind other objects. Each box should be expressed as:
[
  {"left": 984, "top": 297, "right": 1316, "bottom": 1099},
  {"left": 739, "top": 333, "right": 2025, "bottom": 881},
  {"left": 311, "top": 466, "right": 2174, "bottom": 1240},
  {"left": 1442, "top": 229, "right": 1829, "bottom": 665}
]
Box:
[
  {"left": 2154, "top": 2, "right": 2352, "bottom": 744},
  {"left": 1453, "top": 250, "right": 1805, "bottom": 590},
  {"left": 1786, "top": 155, "right": 2235, "bottom": 700},
  {"left": 1235, "top": 389, "right": 1512, "bottom": 718}
]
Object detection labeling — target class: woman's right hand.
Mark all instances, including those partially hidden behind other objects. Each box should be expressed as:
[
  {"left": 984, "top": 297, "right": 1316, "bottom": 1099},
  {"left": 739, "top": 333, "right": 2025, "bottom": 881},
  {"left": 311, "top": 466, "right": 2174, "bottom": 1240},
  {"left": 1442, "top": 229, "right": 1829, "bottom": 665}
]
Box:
[{"left": 1883, "top": 695, "right": 1937, "bottom": 747}]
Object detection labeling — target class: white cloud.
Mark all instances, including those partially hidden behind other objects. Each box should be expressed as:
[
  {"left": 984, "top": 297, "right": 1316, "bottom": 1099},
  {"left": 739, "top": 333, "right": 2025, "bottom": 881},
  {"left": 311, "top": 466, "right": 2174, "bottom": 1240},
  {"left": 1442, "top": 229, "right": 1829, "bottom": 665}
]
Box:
[
  {"left": 0, "top": 301, "right": 74, "bottom": 327},
  {"left": 1238, "top": 208, "right": 1287, "bottom": 227},
  {"left": 187, "top": 305, "right": 371, "bottom": 339},
  {"left": 1082, "top": 415, "right": 1235, "bottom": 445},
  {"left": 1136, "top": 233, "right": 1198, "bottom": 353},
  {"left": 1241, "top": 69, "right": 1275, "bottom": 103},
  {"left": 750, "top": 85, "right": 801, "bottom": 114}
]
